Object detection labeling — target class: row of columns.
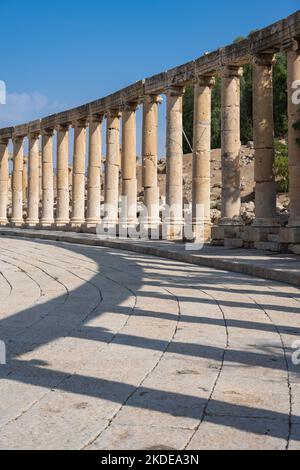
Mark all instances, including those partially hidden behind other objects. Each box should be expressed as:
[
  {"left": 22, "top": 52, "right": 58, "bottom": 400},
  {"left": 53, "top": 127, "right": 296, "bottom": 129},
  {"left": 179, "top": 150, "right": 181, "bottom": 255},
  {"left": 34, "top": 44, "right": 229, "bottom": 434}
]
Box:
[{"left": 1, "top": 45, "right": 300, "bottom": 242}]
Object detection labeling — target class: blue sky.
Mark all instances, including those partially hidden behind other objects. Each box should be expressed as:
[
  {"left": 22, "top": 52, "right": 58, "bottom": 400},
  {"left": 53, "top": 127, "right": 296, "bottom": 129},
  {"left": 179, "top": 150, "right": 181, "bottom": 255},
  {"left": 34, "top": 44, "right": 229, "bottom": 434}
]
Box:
[{"left": 0, "top": 0, "right": 298, "bottom": 156}]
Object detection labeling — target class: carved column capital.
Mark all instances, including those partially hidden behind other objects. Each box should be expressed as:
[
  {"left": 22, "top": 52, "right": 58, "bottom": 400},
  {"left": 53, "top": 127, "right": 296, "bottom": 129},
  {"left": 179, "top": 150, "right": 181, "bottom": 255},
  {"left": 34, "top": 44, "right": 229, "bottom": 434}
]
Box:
[
  {"left": 281, "top": 37, "right": 300, "bottom": 53},
  {"left": 165, "top": 85, "right": 185, "bottom": 97},
  {"left": 142, "top": 94, "right": 163, "bottom": 105},
  {"left": 106, "top": 109, "right": 122, "bottom": 119},
  {"left": 194, "top": 75, "right": 216, "bottom": 88},
  {"left": 41, "top": 127, "right": 55, "bottom": 137},
  {"left": 121, "top": 101, "right": 139, "bottom": 112},
  {"left": 89, "top": 113, "right": 103, "bottom": 124},
  {"left": 252, "top": 53, "right": 276, "bottom": 67},
  {"left": 221, "top": 65, "right": 243, "bottom": 79}
]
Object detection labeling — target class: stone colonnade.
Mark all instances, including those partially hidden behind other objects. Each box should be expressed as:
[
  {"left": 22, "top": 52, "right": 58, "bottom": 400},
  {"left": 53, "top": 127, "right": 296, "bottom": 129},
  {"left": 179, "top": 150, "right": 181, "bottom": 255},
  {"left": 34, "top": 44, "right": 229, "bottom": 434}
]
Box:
[{"left": 0, "top": 12, "right": 300, "bottom": 252}]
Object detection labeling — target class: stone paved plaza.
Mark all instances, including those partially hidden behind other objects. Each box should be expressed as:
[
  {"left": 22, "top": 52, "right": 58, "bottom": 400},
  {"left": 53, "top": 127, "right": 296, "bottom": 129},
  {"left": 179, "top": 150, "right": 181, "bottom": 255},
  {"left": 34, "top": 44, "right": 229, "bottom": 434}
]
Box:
[{"left": 0, "top": 236, "right": 300, "bottom": 450}]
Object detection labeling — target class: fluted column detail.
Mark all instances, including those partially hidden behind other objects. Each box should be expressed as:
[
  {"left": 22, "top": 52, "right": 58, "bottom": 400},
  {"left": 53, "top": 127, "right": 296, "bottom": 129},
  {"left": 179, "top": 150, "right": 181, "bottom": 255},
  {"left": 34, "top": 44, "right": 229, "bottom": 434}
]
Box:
[
  {"left": 142, "top": 94, "right": 161, "bottom": 228},
  {"left": 41, "top": 129, "right": 54, "bottom": 227},
  {"left": 0, "top": 138, "right": 9, "bottom": 225},
  {"left": 166, "top": 86, "right": 184, "bottom": 239},
  {"left": 193, "top": 75, "right": 215, "bottom": 241},
  {"left": 71, "top": 120, "right": 87, "bottom": 227},
  {"left": 105, "top": 110, "right": 121, "bottom": 226},
  {"left": 56, "top": 125, "right": 69, "bottom": 226},
  {"left": 253, "top": 53, "right": 277, "bottom": 226},
  {"left": 121, "top": 102, "right": 138, "bottom": 227},
  {"left": 86, "top": 115, "right": 103, "bottom": 227},
  {"left": 220, "top": 66, "right": 243, "bottom": 223},
  {"left": 11, "top": 136, "right": 24, "bottom": 226}
]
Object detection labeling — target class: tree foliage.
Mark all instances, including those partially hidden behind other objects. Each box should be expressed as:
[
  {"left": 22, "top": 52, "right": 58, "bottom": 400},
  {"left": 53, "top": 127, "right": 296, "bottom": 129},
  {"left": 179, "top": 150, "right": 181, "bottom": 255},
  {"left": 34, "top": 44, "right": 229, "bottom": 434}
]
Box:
[{"left": 182, "top": 44, "right": 288, "bottom": 153}]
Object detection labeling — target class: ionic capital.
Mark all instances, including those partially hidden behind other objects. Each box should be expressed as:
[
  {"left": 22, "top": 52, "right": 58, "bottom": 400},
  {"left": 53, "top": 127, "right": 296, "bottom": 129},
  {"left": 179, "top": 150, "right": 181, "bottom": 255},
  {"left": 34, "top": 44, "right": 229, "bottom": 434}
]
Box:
[
  {"left": 41, "top": 128, "right": 54, "bottom": 138},
  {"left": 89, "top": 113, "right": 104, "bottom": 124},
  {"left": 165, "top": 85, "right": 185, "bottom": 97},
  {"left": 56, "top": 123, "right": 70, "bottom": 132},
  {"left": 106, "top": 109, "right": 122, "bottom": 119},
  {"left": 194, "top": 75, "right": 216, "bottom": 88},
  {"left": 252, "top": 53, "right": 276, "bottom": 67},
  {"left": 221, "top": 65, "right": 243, "bottom": 79},
  {"left": 121, "top": 101, "right": 139, "bottom": 112},
  {"left": 72, "top": 118, "right": 87, "bottom": 129},
  {"left": 281, "top": 37, "right": 300, "bottom": 53},
  {"left": 0, "top": 137, "right": 9, "bottom": 145},
  {"left": 142, "top": 94, "right": 163, "bottom": 105}
]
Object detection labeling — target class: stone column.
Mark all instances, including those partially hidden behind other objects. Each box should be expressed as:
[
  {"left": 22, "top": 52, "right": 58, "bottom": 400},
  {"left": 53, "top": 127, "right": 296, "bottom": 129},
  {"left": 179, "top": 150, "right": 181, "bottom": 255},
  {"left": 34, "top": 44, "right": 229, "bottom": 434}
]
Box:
[
  {"left": 121, "top": 102, "right": 138, "bottom": 227},
  {"left": 166, "top": 86, "right": 184, "bottom": 240},
  {"left": 41, "top": 129, "right": 54, "bottom": 227},
  {"left": 11, "top": 136, "right": 24, "bottom": 226},
  {"left": 71, "top": 120, "right": 87, "bottom": 228},
  {"left": 220, "top": 66, "right": 243, "bottom": 223},
  {"left": 288, "top": 44, "right": 300, "bottom": 226},
  {"left": 142, "top": 94, "right": 161, "bottom": 229},
  {"left": 56, "top": 125, "right": 70, "bottom": 227},
  {"left": 26, "top": 132, "right": 41, "bottom": 226},
  {"left": 252, "top": 53, "right": 277, "bottom": 226},
  {"left": 0, "top": 139, "right": 9, "bottom": 225},
  {"left": 22, "top": 159, "right": 27, "bottom": 203},
  {"left": 105, "top": 110, "right": 121, "bottom": 226},
  {"left": 192, "top": 76, "right": 215, "bottom": 241},
  {"left": 86, "top": 115, "right": 103, "bottom": 228}
]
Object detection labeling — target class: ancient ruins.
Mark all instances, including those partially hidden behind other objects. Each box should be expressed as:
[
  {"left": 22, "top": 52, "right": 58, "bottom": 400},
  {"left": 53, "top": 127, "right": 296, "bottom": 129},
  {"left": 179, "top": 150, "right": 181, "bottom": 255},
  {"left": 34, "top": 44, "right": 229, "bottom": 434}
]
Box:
[{"left": 1, "top": 11, "right": 300, "bottom": 253}]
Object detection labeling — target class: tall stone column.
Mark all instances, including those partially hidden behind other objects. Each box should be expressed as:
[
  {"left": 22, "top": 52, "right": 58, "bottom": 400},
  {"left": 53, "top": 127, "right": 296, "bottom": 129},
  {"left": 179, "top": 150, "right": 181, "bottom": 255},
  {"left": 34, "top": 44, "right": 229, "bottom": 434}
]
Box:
[
  {"left": 166, "top": 86, "right": 184, "bottom": 240},
  {"left": 252, "top": 54, "right": 277, "bottom": 226},
  {"left": 0, "top": 139, "right": 9, "bottom": 225},
  {"left": 192, "top": 76, "right": 215, "bottom": 241},
  {"left": 22, "top": 159, "right": 27, "bottom": 203},
  {"left": 11, "top": 136, "right": 24, "bottom": 226},
  {"left": 41, "top": 129, "right": 54, "bottom": 227},
  {"left": 27, "top": 132, "right": 41, "bottom": 226},
  {"left": 142, "top": 94, "right": 161, "bottom": 228},
  {"left": 71, "top": 120, "right": 87, "bottom": 228},
  {"left": 288, "top": 44, "right": 300, "bottom": 226},
  {"left": 121, "top": 102, "right": 138, "bottom": 227},
  {"left": 56, "top": 125, "right": 70, "bottom": 227},
  {"left": 220, "top": 66, "right": 243, "bottom": 223},
  {"left": 86, "top": 115, "right": 102, "bottom": 227},
  {"left": 105, "top": 110, "right": 121, "bottom": 226}
]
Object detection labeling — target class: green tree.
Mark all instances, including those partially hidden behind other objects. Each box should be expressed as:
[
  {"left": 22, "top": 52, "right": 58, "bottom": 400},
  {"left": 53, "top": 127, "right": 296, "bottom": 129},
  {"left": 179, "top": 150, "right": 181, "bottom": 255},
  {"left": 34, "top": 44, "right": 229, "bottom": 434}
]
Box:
[{"left": 183, "top": 40, "right": 288, "bottom": 153}]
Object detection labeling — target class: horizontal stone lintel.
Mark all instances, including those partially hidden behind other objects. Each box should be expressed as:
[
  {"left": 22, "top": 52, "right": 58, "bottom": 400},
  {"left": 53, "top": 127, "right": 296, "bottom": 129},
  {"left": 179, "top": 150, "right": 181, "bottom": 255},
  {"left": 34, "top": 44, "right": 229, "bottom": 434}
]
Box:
[
  {"left": 1, "top": 9, "right": 300, "bottom": 136},
  {"left": 0, "top": 127, "right": 13, "bottom": 141}
]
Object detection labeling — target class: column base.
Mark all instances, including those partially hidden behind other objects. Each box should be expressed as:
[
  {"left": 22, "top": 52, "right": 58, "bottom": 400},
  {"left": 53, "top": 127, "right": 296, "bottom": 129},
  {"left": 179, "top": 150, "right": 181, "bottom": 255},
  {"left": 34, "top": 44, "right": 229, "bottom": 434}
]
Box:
[
  {"left": 164, "top": 220, "right": 183, "bottom": 241},
  {"left": 10, "top": 220, "right": 24, "bottom": 228},
  {"left": 25, "top": 220, "right": 40, "bottom": 228},
  {"left": 192, "top": 220, "right": 212, "bottom": 243},
  {"left": 0, "top": 219, "right": 8, "bottom": 226},
  {"left": 69, "top": 221, "right": 85, "bottom": 232},
  {"left": 55, "top": 220, "right": 70, "bottom": 230},
  {"left": 212, "top": 219, "right": 244, "bottom": 247},
  {"left": 280, "top": 226, "right": 300, "bottom": 244},
  {"left": 40, "top": 220, "right": 55, "bottom": 229}
]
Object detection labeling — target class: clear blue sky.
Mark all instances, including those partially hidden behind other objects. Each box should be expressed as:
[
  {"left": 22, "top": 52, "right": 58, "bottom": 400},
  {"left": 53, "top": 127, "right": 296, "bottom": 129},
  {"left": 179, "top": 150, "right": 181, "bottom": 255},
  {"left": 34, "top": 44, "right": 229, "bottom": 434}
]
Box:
[{"left": 0, "top": 0, "right": 298, "bottom": 156}]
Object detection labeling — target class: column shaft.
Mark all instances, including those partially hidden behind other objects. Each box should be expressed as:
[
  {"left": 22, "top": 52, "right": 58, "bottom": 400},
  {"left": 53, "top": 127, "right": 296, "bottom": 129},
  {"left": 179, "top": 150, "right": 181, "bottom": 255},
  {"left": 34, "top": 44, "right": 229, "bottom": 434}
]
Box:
[
  {"left": 105, "top": 110, "right": 121, "bottom": 225},
  {"left": 121, "top": 103, "right": 137, "bottom": 227},
  {"left": 166, "top": 86, "right": 184, "bottom": 239},
  {"left": 11, "top": 137, "right": 24, "bottom": 225},
  {"left": 71, "top": 121, "right": 87, "bottom": 226},
  {"left": 41, "top": 130, "right": 54, "bottom": 226},
  {"left": 221, "top": 66, "right": 243, "bottom": 222},
  {"left": 193, "top": 76, "right": 214, "bottom": 240},
  {"left": 56, "top": 126, "right": 69, "bottom": 226},
  {"left": 27, "top": 133, "right": 40, "bottom": 226},
  {"left": 0, "top": 139, "right": 9, "bottom": 224},
  {"left": 86, "top": 116, "right": 102, "bottom": 226},
  {"left": 288, "top": 47, "right": 300, "bottom": 225},
  {"left": 22, "top": 159, "right": 27, "bottom": 203},
  {"left": 142, "top": 95, "right": 160, "bottom": 228},
  {"left": 253, "top": 54, "right": 277, "bottom": 225}
]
